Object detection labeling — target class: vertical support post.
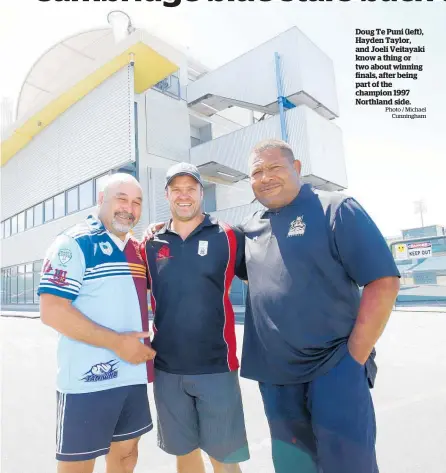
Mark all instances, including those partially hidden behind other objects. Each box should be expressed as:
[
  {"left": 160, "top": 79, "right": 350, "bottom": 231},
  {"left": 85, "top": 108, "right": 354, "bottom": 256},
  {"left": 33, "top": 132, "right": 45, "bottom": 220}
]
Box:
[{"left": 275, "top": 52, "right": 288, "bottom": 142}]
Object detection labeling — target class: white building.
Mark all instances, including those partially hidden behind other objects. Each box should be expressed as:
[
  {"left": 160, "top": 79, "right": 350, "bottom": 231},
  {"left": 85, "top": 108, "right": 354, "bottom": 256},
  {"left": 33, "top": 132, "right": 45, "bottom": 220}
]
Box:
[{"left": 0, "top": 19, "right": 346, "bottom": 309}]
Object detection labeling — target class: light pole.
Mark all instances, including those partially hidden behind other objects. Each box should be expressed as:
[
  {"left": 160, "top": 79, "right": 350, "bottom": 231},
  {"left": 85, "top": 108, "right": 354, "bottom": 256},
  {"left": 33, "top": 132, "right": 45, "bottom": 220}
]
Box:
[{"left": 414, "top": 200, "right": 427, "bottom": 228}]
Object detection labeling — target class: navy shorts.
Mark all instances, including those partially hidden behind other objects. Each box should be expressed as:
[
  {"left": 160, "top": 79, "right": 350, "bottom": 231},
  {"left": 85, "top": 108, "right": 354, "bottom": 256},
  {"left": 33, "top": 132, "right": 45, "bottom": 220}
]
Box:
[
  {"left": 153, "top": 370, "right": 250, "bottom": 463},
  {"left": 259, "top": 350, "right": 378, "bottom": 473},
  {"left": 56, "top": 384, "right": 153, "bottom": 462}
]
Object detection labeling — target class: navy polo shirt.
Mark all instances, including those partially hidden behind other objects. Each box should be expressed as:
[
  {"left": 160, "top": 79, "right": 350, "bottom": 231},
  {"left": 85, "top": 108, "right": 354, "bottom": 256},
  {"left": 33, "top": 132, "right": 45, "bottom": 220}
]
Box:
[
  {"left": 239, "top": 184, "right": 400, "bottom": 386},
  {"left": 141, "top": 214, "right": 246, "bottom": 375}
]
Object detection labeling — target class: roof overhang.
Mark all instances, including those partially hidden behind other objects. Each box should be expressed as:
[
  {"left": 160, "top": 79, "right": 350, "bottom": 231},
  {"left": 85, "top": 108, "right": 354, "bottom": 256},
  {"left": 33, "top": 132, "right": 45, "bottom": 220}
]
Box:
[{"left": 1, "top": 30, "right": 179, "bottom": 166}]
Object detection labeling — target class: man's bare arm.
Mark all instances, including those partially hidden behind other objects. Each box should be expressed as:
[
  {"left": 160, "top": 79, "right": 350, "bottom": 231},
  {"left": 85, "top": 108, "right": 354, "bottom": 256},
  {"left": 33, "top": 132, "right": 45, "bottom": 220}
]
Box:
[
  {"left": 40, "top": 294, "right": 155, "bottom": 364},
  {"left": 348, "top": 276, "right": 400, "bottom": 364}
]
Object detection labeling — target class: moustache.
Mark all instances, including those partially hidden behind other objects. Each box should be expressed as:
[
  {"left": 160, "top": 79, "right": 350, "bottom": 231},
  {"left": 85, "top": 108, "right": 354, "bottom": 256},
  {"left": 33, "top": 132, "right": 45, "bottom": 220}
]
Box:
[{"left": 114, "top": 212, "right": 135, "bottom": 221}]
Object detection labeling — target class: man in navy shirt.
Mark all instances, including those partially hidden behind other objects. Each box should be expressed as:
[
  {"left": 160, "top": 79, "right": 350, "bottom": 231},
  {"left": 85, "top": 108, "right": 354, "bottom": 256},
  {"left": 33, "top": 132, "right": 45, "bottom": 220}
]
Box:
[
  {"left": 141, "top": 163, "right": 249, "bottom": 473},
  {"left": 239, "top": 139, "right": 400, "bottom": 473}
]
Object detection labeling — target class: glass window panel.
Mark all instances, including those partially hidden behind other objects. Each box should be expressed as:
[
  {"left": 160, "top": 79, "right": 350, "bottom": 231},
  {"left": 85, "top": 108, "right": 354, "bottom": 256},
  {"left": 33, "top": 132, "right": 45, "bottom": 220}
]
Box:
[
  {"left": 44, "top": 199, "right": 54, "bottom": 222},
  {"left": 95, "top": 174, "right": 109, "bottom": 203},
  {"left": 11, "top": 215, "right": 17, "bottom": 235},
  {"left": 1, "top": 270, "right": 5, "bottom": 304},
  {"left": 33, "top": 272, "right": 41, "bottom": 304},
  {"left": 26, "top": 208, "right": 34, "bottom": 229},
  {"left": 80, "top": 180, "right": 94, "bottom": 210},
  {"left": 17, "top": 273, "right": 25, "bottom": 303},
  {"left": 67, "top": 187, "right": 79, "bottom": 214},
  {"left": 25, "top": 273, "right": 34, "bottom": 304},
  {"left": 34, "top": 203, "right": 43, "bottom": 226},
  {"left": 10, "top": 275, "right": 17, "bottom": 303},
  {"left": 54, "top": 193, "right": 65, "bottom": 219},
  {"left": 26, "top": 264, "right": 33, "bottom": 273},
  {"left": 4, "top": 219, "right": 11, "bottom": 238},
  {"left": 191, "top": 136, "right": 201, "bottom": 147},
  {"left": 17, "top": 212, "right": 25, "bottom": 233},
  {"left": 1, "top": 221, "right": 3, "bottom": 239},
  {"left": 34, "top": 260, "right": 43, "bottom": 272},
  {"left": 229, "top": 278, "right": 244, "bottom": 306}
]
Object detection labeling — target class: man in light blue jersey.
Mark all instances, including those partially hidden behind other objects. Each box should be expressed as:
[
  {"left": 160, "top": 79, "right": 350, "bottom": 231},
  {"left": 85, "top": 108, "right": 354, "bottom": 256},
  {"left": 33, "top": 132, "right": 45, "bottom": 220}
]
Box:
[{"left": 39, "top": 173, "right": 156, "bottom": 473}]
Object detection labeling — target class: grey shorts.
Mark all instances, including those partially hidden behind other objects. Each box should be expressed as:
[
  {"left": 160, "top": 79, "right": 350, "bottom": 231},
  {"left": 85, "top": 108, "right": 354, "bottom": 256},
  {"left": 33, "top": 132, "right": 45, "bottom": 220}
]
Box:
[{"left": 153, "top": 369, "right": 250, "bottom": 463}]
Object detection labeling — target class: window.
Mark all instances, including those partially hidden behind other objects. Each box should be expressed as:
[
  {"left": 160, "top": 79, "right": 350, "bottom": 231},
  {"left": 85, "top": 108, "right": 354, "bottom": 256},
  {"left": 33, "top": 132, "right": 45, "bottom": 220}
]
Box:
[
  {"left": 10, "top": 267, "right": 17, "bottom": 304},
  {"left": 25, "top": 272, "right": 34, "bottom": 304},
  {"left": 1, "top": 260, "right": 45, "bottom": 305},
  {"left": 25, "top": 264, "right": 34, "bottom": 304},
  {"left": 79, "top": 180, "right": 94, "bottom": 210},
  {"left": 26, "top": 208, "right": 34, "bottom": 229},
  {"left": 229, "top": 278, "right": 247, "bottom": 306},
  {"left": 17, "top": 265, "right": 25, "bottom": 304},
  {"left": 1, "top": 269, "right": 6, "bottom": 304},
  {"left": 11, "top": 215, "right": 17, "bottom": 235},
  {"left": 0, "top": 221, "right": 3, "bottom": 239},
  {"left": 95, "top": 174, "right": 109, "bottom": 203},
  {"left": 191, "top": 136, "right": 201, "bottom": 147},
  {"left": 203, "top": 184, "right": 217, "bottom": 213},
  {"left": 67, "top": 187, "right": 79, "bottom": 214},
  {"left": 44, "top": 198, "right": 54, "bottom": 222},
  {"left": 33, "top": 260, "right": 43, "bottom": 303},
  {"left": 34, "top": 203, "right": 43, "bottom": 226},
  {"left": 4, "top": 219, "right": 11, "bottom": 238},
  {"left": 54, "top": 193, "right": 65, "bottom": 219},
  {"left": 17, "top": 212, "right": 25, "bottom": 233}
]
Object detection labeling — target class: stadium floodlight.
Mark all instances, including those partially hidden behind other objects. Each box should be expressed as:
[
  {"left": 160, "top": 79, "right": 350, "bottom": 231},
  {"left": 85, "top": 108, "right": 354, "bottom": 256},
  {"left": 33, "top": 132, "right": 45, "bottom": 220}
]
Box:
[{"left": 107, "top": 11, "right": 135, "bottom": 44}]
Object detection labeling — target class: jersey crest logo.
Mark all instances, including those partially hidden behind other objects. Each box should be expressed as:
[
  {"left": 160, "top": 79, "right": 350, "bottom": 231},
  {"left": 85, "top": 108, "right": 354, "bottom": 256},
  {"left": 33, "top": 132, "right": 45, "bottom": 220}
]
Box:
[
  {"left": 288, "top": 216, "right": 306, "bottom": 237},
  {"left": 157, "top": 245, "right": 172, "bottom": 260},
  {"left": 198, "top": 240, "right": 208, "bottom": 256},
  {"left": 99, "top": 241, "right": 113, "bottom": 256},
  {"left": 58, "top": 249, "right": 72, "bottom": 265}
]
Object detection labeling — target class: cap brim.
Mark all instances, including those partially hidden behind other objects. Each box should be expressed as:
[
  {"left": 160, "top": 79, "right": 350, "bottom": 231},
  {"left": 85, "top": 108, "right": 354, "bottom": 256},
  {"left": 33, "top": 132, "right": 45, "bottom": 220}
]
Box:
[{"left": 165, "top": 172, "right": 203, "bottom": 188}]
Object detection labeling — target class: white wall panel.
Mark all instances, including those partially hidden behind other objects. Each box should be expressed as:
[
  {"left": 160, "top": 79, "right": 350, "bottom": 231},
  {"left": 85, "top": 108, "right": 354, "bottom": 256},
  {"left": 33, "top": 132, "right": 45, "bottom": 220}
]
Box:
[
  {"left": 145, "top": 89, "right": 191, "bottom": 162},
  {"left": 191, "top": 114, "right": 282, "bottom": 177},
  {"left": 191, "top": 105, "right": 347, "bottom": 191},
  {"left": 188, "top": 27, "right": 338, "bottom": 117},
  {"left": 301, "top": 107, "right": 347, "bottom": 189},
  {"left": 215, "top": 180, "right": 254, "bottom": 211},
  {"left": 1, "top": 65, "right": 134, "bottom": 219},
  {"left": 211, "top": 202, "right": 264, "bottom": 227}
]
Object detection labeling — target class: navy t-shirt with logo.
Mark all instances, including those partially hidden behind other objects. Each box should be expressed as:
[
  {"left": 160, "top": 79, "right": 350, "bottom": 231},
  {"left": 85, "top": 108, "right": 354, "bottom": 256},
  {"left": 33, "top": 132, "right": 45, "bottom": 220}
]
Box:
[
  {"left": 141, "top": 215, "right": 247, "bottom": 375},
  {"left": 239, "top": 184, "right": 400, "bottom": 387}
]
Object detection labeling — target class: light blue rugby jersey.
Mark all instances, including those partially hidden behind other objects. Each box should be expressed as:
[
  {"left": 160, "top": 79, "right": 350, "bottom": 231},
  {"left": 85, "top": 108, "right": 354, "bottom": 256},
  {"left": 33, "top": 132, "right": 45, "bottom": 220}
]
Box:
[{"left": 38, "top": 214, "right": 150, "bottom": 394}]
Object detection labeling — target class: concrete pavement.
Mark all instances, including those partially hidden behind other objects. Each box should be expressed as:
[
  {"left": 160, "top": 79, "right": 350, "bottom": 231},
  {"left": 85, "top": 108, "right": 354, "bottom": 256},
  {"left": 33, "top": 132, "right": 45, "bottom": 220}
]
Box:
[{"left": 1, "top": 309, "right": 446, "bottom": 473}]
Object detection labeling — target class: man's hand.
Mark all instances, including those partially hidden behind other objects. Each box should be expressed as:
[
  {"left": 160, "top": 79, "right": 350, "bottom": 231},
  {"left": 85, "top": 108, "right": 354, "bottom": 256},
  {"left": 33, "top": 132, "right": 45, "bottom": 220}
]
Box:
[
  {"left": 111, "top": 331, "right": 157, "bottom": 365},
  {"left": 143, "top": 222, "right": 165, "bottom": 240},
  {"left": 347, "top": 276, "right": 400, "bottom": 365}
]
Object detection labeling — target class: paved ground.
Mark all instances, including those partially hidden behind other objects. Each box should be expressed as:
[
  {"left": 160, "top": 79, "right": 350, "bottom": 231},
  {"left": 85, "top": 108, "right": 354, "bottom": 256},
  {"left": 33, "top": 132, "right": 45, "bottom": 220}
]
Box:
[{"left": 2, "top": 309, "right": 446, "bottom": 473}]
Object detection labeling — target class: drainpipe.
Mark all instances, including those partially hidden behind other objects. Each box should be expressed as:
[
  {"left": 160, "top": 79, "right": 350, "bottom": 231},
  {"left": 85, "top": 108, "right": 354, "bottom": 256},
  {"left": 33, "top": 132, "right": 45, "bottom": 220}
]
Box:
[{"left": 274, "top": 52, "right": 288, "bottom": 142}]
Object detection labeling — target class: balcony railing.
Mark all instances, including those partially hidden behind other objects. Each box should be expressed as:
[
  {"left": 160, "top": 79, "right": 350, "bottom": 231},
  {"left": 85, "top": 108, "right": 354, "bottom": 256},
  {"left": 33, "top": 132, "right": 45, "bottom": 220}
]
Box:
[{"left": 153, "top": 74, "right": 180, "bottom": 99}]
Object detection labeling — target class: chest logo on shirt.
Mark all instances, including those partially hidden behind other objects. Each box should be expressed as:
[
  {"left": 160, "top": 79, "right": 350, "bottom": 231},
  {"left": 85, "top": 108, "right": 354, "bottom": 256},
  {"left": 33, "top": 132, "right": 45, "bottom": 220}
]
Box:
[
  {"left": 157, "top": 245, "right": 172, "bottom": 261},
  {"left": 198, "top": 240, "right": 208, "bottom": 256},
  {"left": 99, "top": 241, "right": 113, "bottom": 256},
  {"left": 288, "top": 216, "right": 306, "bottom": 237}
]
